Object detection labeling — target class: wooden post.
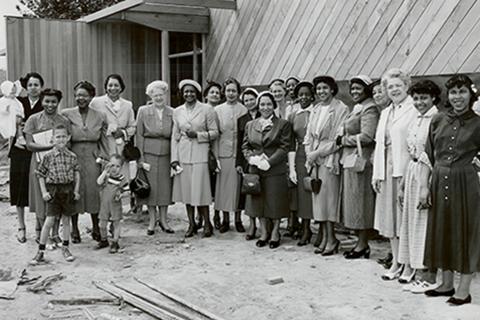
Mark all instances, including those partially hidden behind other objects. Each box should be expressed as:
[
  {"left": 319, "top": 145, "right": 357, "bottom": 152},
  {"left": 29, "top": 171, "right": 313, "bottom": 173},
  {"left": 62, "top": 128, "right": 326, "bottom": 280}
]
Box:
[
  {"left": 202, "top": 33, "right": 206, "bottom": 89},
  {"left": 161, "top": 30, "right": 171, "bottom": 105},
  {"left": 193, "top": 33, "right": 199, "bottom": 83}
]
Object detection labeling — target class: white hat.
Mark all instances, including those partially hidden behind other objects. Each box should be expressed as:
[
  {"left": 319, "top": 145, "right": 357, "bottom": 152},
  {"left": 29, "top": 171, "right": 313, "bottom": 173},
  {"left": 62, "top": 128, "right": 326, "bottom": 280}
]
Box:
[
  {"left": 179, "top": 79, "right": 202, "bottom": 93},
  {"left": 350, "top": 75, "right": 373, "bottom": 87}
]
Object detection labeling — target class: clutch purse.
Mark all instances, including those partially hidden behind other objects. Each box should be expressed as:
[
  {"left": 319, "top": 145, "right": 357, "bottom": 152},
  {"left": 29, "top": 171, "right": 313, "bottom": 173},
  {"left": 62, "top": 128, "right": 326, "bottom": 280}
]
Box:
[
  {"left": 343, "top": 135, "right": 366, "bottom": 173},
  {"left": 303, "top": 166, "right": 322, "bottom": 194}
]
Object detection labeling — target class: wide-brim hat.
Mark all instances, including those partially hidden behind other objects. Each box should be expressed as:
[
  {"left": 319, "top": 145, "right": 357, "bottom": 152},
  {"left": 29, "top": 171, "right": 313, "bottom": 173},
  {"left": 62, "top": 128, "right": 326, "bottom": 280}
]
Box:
[
  {"left": 179, "top": 79, "right": 202, "bottom": 93},
  {"left": 293, "top": 80, "right": 314, "bottom": 98}
]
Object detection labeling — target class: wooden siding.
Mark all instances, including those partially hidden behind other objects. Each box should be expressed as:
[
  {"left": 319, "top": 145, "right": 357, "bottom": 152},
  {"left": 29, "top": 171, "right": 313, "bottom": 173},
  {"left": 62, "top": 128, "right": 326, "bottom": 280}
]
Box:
[
  {"left": 205, "top": 0, "right": 480, "bottom": 85},
  {"left": 6, "top": 17, "right": 162, "bottom": 109}
]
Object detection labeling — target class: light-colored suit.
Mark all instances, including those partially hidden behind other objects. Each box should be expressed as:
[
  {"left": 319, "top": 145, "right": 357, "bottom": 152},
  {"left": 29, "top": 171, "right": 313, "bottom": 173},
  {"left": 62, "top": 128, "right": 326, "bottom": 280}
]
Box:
[
  {"left": 372, "top": 96, "right": 418, "bottom": 180},
  {"left": 214, "top": 102, "right": 247, "bottom": 158},
  {"left": 136, "top": 104, "right": 173, "bottom": 158},
  {"left": 171, "top": 102, "right": 218, "bottom": 164},
  {"left": 90, "top": 95, "right": 136, "bottom": 156}
]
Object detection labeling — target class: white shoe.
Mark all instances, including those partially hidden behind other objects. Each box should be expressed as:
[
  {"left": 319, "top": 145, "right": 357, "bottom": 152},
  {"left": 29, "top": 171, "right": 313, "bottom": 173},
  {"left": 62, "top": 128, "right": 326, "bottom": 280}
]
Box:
[
  {"left": 410, "top": 281, "right": 440, "bottom": 294},
  {"left": 403, "top": 280, "right": 420, "bottom": 291}
]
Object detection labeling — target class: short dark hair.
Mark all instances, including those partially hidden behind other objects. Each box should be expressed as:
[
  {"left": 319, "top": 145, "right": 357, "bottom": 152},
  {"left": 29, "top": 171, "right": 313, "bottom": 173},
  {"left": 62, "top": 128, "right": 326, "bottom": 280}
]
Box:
[
  {"left": 104, "top": 74, "right": 126, "bottom": 93},
  {"left": 294, "top": 81, "right": 315, "bottom": 98},
  {"left": 257, "top": 91, "right": 278, "bottom": 110},
  {"left": 74, "top": 80, "right": 96, "bottom": 97},
  {"left": 409, "top": 80, "right": 442, "bottom": 105},
  {"left": 203, "top": 80, "right": 222, "bottom": 98},
  {"left": 40, "top": 88, "right": 63, "bottom": 103},
  {"left": 444, "top": 74, "right": 477, "bottom": 109},
  {"left": 20, "top": 72, "right": 44, "bottom": 89},
  {"left": 313, "top": 76, "right": 338, "bottom": 96},
  {"left": 223, "top": 77, "right": 241, "bottom": 95}
]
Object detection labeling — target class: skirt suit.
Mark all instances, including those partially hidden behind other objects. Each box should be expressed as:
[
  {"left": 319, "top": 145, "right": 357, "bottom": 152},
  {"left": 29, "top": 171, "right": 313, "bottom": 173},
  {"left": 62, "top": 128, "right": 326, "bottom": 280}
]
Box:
[
  {"left": 135, "top": 104, "right": 173, "bottom": 206},
  {"left": 242, "top": 116, "right": 292, "bottom": 219},
  {"left": 61, "top": 107, "right": 107, "bottom": 214},
  {"left": 23, "top": 112, "right": 72, "bottom": 220},
  {"left": 171, "top": 101, "right": 219, "bottom": 206},
  {"left": 340, "top": 99, "right": 379, "bottom": 229},
  {"left": 372, "top": 97, "right": 418, "bottom": 238},
  {"left": 398, "top": 106, "right": 437, "bottom": 269},
  {"left": 214, "top": 102, "right": 247, "bottom": 212},
  {"left": 8, "top": 96, "right": 43, "bottom": 207},
  {"left": 421, "top": 109, "right": 480, "bottom": 274},
  {"left": 288, "top": 106, "right": 313, "bottom": 219},
  {"left": 304, "top": 99, "right": 348, "bottom": 222}
]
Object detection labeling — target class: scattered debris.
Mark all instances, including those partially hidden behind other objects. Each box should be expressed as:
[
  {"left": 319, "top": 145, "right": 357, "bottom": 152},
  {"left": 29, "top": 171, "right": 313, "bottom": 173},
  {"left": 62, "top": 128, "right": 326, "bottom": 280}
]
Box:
[
  {"left": 266, "top": 277, "right": 284, "bottom": 285},
  {"left": 282, "top": 245, "right": 295, "bottom": 251},
  {"left": 27, "top": 273, "right": 64, "bottom": 293},
  {"left": 49, "top": 297, "right": 121, "bottom": 306},
  {"left": 18, "top": 269, "right": 42, "bottom": 285}
]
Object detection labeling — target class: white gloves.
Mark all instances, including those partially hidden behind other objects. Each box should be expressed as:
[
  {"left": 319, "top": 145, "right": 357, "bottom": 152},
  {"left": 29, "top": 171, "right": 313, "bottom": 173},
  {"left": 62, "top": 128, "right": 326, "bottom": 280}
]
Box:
[{"left": 248, "top": 154, "right": 270, "bottom": 171}]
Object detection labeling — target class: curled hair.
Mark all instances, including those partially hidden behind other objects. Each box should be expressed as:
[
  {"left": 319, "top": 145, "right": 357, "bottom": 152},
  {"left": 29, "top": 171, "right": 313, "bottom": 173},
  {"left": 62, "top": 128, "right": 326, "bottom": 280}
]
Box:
[
  {"left": 20, "top": 72, "right": 44, "bottom": 89},
  {"left": 104, "top": 74, "right": 126, "bottom": 93},
  {"left": 222, "top": 77, "right": 241, "bottom": 95},
  {"left": 408, "top": 80, "right": 442, "bottom": 105},
  {"left": 241, "top": 88, "right": 259, "bottom": 105},
  {"left": 203, "top": 80, "right": 222, "bottom": 98},
  {"left": 381, "top": 68, "right": 411, "bottom": 91},
  {"left": 40, "top": 88, "right": 63, "bottom": 103},
  {"left": 146, "top": 80, "right": 168, "bottom": 96},
  {"left": 294, "top": 81, "right": 315, "bottom": 99},
  {"left": 256, "top": 91, "right": 278, "bottom": 110},
  {"left": 74, "top": 80, "right": 96, "bottom": 97},
  {"left": 444, "top": 74, "right": 478, "bottom": 109},
  {"left": 312, "top": 75, "right": 338, "bottom": 96}
]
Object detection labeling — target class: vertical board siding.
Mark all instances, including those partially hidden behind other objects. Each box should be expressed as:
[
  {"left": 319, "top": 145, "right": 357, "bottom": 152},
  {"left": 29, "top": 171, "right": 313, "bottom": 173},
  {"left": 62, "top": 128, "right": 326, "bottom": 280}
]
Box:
[
  {"left": 206, "top": 0, "right": 480, "bottom": 85},
  {"left": 6, "top": 17, "right": 162, "bottom": 109}
]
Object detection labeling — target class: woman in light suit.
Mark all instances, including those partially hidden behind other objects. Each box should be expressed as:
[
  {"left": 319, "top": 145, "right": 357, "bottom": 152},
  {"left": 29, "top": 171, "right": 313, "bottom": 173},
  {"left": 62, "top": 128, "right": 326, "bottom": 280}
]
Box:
[
  {"left": 372, "top": 68, "right": 418, "bottom": 281},
  {"left": 90, "top": 74, "right": 136, "bottom": 158},
  {"left": 136, "top": 81, "right": 174, "bottom": 235},
  {"left": 171, "top": 79, "right": 219, "bottom": 238}
]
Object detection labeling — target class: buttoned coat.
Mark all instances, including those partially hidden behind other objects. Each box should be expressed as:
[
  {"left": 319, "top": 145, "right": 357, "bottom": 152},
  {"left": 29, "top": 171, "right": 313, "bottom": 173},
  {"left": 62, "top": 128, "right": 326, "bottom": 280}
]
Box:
[
  {"left": 136, "top": 104, "right": 173, "bottom": 158},
  {"left": 213, "top": 102, "right": 247, "bottom": 159},
  {"left": 171, "top": 101, "right": 218, "bottom": 164}
]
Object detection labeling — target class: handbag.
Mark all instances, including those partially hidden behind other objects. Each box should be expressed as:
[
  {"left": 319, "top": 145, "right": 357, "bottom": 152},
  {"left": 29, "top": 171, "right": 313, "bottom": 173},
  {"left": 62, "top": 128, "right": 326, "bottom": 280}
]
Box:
[
  {"left": 129, "top": 168, "right": 151, "bottom": 199},
  {"left": 205, "top": 116, "right": 218, "bottom": 175},
  {"left": 303, "top": 165, "right": 322, "bottom": 194},
  {"left": 240, "top": 167, "right": 261, "bottom": 195},
  {"left": 122, "top": 140, "right": 141, "bottom": 161},
  {"left": 342, "top": 134, "right": 366, "bottom": 172}
]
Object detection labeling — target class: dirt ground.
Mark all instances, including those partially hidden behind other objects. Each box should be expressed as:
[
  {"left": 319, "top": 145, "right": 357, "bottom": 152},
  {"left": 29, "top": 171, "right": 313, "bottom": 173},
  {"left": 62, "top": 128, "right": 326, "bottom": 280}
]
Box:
[{"left": 0, "top": 201, "right": 479, "bottom": 320}]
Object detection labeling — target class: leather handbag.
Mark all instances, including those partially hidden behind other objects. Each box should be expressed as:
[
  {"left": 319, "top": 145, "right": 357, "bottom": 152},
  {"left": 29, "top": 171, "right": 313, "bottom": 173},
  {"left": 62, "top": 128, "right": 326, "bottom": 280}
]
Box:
[
  {"left": 303, "top": 166, "right": 322, "bottom": 194},
  {"left": 205, "top": 116, "right": 218, "bottom": 175},
  {"left": 129, "top": 168, "right": 151, "bottom": 199},
  {"left": 343, "top": 135, "right": 366, "bottom": 173},
  {"left": 240, "top": 167, "right": 261, "bottom": 195}
]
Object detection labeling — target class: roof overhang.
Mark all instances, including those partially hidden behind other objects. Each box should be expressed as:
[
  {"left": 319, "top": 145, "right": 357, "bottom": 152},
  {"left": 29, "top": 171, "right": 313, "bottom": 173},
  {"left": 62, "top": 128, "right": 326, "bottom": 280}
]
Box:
[{"left": 78, "top": 0, "right": 236, "bottom": 33}]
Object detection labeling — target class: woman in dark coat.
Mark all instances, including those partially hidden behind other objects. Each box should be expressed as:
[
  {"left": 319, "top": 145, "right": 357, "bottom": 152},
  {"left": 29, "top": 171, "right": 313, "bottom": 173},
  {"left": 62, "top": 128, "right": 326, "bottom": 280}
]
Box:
[
  {"left": 242, "top": 91, "right": 292, "bottom": 249},
  {"left": 9, "top": 72, "right": 44, "bottom": 243},
  {"left": 418, "top": 75, "right": 480, "bottom": 305},
  {"left": 236, "top": 88, "right": 260, "bottom": 240}
]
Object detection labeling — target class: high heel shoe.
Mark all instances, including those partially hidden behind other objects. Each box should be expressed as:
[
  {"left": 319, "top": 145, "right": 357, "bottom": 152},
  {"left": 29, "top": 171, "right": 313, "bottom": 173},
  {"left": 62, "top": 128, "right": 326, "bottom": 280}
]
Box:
[
  {"left": 213, "top": 214, "right": 221, "bottom": 230},
  {"left": 147, "top": 229, "right": 155, "bottom": 236},
  {"left": 314, "top": 242, "right": 327, "bottom": 254},
  {"left": 321, "top": 240, "right": 340, "bottom": 256},
  {"left": 256, "top": 239, "right": 269, "bottom": 247},
  {"left": 219, "top": 221, "right": 230, "bottom": 233},
  {"left": 446, "top": 294, "right": 471, "bottom": 306},
  {"left": 398, "top": 269, "right": 416, "bottom": 284},
  {"left": 184, "top": 224, "right": 197, "bottom": 238},
  {"left": 269, "top": 240, "right": 280, "bottom": 249},
  {"left": 381, "top": 266, "right": 403, "bottom": 281},
  {"left": 297, "top": 232, "right": 312, "bottom": 246},
  {"left": 345, "top": 246, "right": 370, "bottom": 259},
  {"left": 313, "top": 233, "right": 322, "bottom": 248},
  {"left": 235, "top": 221, "right": 246, "bottom": 233},
  {"left": 158, "top": 221, "right": 174, "bottom": 234},
  {"left": 245, "top": 227, "right": 257, "bottom": 241},
  {"left": 202, "top": 224, "right": 213, "bottom": 238}
]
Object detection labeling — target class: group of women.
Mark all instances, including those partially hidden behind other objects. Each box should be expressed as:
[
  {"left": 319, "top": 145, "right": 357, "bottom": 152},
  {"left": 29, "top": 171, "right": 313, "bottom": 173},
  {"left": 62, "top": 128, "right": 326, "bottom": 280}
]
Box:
[{"left": 8, "top": 69, "right": 479, "bottom": 306}]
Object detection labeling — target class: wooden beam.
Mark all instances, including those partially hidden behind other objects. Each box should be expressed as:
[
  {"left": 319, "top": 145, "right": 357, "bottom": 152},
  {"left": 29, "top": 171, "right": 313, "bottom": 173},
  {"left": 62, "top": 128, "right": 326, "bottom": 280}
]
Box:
[
  {"left": 131, "top": 3, "right": 210, "bottom": 16},
  {"left": 148, "top": 0, "right": 236, "bottom": 10},
  {"left": 78, "top": 0, "right": 144, "bottom": 23},
  {"left": 168, "top": 50, "right": 203, "bottom": 59},
  {"left": 193, "top": 34, "right": 199, "bottom": 82},
  {"left": 161, "top": 30, "right": 171, "bottom": 105},
  {"left": 124, "top": 12, "right": 209, "bottom": 33},
  {"left": 201, "top": 33, "right": 206, "bottom": 89}
]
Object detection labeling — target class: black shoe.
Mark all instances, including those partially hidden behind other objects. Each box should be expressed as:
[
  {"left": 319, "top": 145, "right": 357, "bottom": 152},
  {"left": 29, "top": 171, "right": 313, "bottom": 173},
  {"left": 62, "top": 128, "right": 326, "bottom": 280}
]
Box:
[
  {"left": 71, "top": 232, "right": 81, "bottom": 244},
  {"left": 202, "top": 224, "right": 214, "bottom": 238},
  {"left": 297, "top": 231, "right": 312, "bottom": 246},
  {"left": 269, "top": 240, "right": 280, "bottom": 249},
  {"left": 447, "top": 295, "right": 471, "bottom": 306},
  {"left": 109, "top": 241, "right": 119, "bottom": 254},
  {"left": 235, "top": 221, "right": 245, "bottom": 233},
  {"left": 376, "top": 253, "right": 393, "bottom": 265},
  {"left": 425, "top": 288, "right": 455, "bottom": 297},
  {"left": 345, "top": 246, "right": 370, "bottom": 259},
  {"left": 185, "top": 224, "right": 197, "bottom": 238},
  {"left": 321, "top": 240, "right": 340, "bottom": 256},
  {"left": 213, "top": 214, "right": 221, "bottom": 230},
  {"left": 147, "top": 229, "right": 155, "bottom": 236},
  {"left": 158, "top": 221, "right": 174, "bottom": 234},
  {"left": 283, "top": 226, "right": 295, "bottom": 238},
  {"left": 91, "top": 231, "right": 101, "bottom": 242},
  {"left": 256, "top": 239, "right": 268, "bottom": 247},
  {"left": 245, "top": 227, "right": 257, "bottom": 241},
  {"left": 95, "top": 240, "right": 109, "bottom": 250},
  {"left": 219, "top": 222, "right": 230, "bottom": 234}
]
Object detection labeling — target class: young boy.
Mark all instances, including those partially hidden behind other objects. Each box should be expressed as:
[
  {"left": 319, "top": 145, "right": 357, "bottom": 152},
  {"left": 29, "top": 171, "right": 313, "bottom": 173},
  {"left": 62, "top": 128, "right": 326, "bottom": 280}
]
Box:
[
  {"left": 30, "top": 124, "right": 80, "bottom": 264},
  {"left": 96, "top": 154, "right": 129, "bottom": 253}
]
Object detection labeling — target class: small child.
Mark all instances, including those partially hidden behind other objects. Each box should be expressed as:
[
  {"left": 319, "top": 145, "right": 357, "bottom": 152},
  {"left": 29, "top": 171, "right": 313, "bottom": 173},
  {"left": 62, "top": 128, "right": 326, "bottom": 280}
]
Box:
[
  {"left": 95, "top": 154, "right": 130, "bottom": 253},
  {"left": 30, "top": 124, "right": 80, "bottom": 264}
]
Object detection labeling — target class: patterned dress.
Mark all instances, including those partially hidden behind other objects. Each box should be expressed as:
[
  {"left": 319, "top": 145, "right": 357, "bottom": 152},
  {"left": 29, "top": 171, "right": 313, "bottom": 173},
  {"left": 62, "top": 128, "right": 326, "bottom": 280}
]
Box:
[{"left": 398, "top": 106, "right": 437, "bottom": 269}]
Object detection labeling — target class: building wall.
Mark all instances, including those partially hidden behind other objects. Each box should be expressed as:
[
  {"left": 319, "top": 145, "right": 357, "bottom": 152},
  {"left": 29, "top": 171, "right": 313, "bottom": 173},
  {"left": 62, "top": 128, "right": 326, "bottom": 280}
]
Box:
[
  {"left": 6, "top": 17, "right": 162, "bottom": 109},
  {"left": 206, "top": 0, "right": 480, "bottom": 85}
]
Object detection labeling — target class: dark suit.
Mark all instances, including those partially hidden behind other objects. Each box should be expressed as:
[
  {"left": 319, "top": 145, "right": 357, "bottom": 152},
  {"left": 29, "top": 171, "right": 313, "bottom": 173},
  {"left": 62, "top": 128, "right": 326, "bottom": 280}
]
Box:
[
  {"left": 8, "top": 96, "right": 43, "bottom": 206},
  {"left": 242, "top": 116, "right": 292, "bottom": 219},
  {"left": 235, "top": 111, "right": 260, "bottom": 170}
]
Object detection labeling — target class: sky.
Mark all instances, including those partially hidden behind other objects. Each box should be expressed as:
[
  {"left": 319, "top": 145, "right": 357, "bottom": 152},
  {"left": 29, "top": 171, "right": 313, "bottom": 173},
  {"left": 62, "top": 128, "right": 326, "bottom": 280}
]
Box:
[{"left": 0, "top": 0, "right": 22, "bottom": 70}]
